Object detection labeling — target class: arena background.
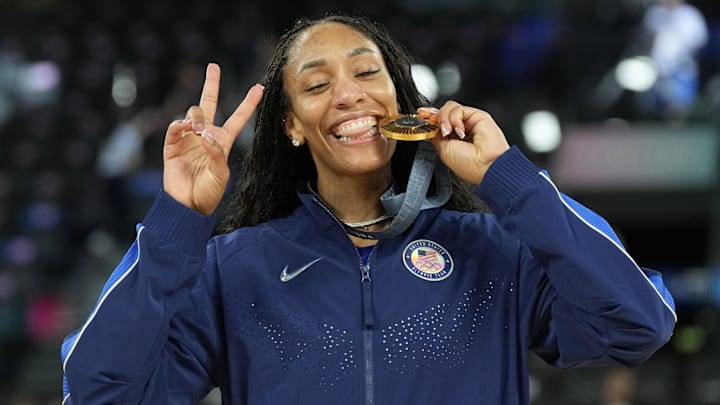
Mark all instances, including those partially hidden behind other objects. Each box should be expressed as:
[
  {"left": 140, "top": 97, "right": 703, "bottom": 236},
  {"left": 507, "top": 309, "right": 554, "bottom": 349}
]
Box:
[{"left": 0, "top": 0, "right": 719, "bottom": 403}]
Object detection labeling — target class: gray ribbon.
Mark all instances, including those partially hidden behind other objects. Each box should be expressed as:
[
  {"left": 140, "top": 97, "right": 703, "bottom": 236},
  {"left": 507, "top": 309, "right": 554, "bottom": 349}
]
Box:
[{"left": 344, "top": 141, "right": 451, "bottom": 239}]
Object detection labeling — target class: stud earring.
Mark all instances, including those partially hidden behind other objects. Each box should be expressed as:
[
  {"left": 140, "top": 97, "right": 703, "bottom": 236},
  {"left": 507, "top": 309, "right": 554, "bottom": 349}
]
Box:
[{"left": 291, "top": 139, "right": 301, "bottom": 147}]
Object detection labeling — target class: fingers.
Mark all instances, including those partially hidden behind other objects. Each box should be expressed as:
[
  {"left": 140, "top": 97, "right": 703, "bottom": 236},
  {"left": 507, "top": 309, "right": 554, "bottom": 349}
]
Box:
[
  {"left": 222, "top": 83, "right": 265, "bottom": 137},
  {"left": 165, "top": 119, "right": 194, "bottom": 145},
  {"left": 447, "top": 106, "right": 466, "bottom": 139},
  {"left": 417, "top": 106, "right": 439, "bottom": 126},
  {"left": 198, "top": 127, "right": 224, "bottom": 160},
  {"left": 166, "top": 114, "right": 225, "bottom": 165},
  {"left": 417, "top": 106, "right": 439, "bottom": 118},
  {"left": 199, "top": 63, "right": 221, "bottom": 123},
  {"left": 438, "top": 101, "right": 466, "bottom": 139},
  {"left": 184, "top": 106, "right": 227, "bottom": 159},
  {"left": 168, "top": 77, "right": 263, "bottom": 160},
  {"left": 435, "top": 101, "right": 510, "bottom": 159},
  {"left": 185, "top": 105, "right": 207, "bottom": 134},
  {"left": 419, "top": 103, "right": 466, "bottom": 139}
]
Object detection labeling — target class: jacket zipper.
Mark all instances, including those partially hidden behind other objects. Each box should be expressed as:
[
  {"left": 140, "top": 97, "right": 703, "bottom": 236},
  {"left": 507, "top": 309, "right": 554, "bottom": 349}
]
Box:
[
  {"left": 361, "top": 262, "right": 375, "bottom": 405},
  {"left": 311, "top": 196, "right": 379, "bottom": 405}
]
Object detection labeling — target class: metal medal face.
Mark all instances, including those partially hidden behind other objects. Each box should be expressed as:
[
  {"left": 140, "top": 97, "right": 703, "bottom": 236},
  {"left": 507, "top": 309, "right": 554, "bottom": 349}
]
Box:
[{"left": 379, "top": 114, "right": 439, "bottom": 141}]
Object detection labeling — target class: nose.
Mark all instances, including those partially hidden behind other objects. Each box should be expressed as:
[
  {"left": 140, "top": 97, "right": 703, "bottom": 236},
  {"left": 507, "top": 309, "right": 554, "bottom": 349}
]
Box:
[{"left": 331, "top": 74, "right": 365, "bottom": 108}]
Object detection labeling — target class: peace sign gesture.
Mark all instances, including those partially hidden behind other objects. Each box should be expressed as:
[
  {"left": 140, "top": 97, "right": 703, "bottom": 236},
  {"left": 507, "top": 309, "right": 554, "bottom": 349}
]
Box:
[{"left": 163, "top": 63, "right": 264, "bottom": 215}]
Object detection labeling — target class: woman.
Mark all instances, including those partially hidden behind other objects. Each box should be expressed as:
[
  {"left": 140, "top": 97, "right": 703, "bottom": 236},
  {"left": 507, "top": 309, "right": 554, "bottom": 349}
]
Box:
[{"left": 61, "top": 14, "right": 676, "bottom": 405}]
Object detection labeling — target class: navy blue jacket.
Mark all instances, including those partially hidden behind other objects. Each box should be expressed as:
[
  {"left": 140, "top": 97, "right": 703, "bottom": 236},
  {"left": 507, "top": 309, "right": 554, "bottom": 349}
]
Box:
[{"left": 61, "top": 147, "right": 676, "bottom": 404}]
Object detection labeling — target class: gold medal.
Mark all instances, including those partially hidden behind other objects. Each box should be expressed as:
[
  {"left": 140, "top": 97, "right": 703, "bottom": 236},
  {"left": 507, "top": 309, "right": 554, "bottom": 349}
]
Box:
[{"left": 378, "top": 114, "right": 439, "bottom": 141}]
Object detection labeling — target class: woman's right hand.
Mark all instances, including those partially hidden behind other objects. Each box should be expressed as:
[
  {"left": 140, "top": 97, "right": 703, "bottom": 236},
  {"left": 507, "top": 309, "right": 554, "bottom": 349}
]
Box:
[{"left": 162, "top": 63, "right": 264, "bottom": 215}]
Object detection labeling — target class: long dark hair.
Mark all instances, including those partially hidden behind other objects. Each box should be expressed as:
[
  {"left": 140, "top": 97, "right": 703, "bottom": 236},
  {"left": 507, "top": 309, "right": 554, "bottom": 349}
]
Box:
[{"left": 221, "top": 14, "right": 486, "bottom": 233}]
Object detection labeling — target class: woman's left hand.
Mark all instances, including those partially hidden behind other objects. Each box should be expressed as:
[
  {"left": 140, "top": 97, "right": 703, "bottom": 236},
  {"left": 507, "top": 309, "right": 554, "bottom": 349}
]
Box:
[{"left": 418, "top": 101, "right": 510, "bottom": 186}]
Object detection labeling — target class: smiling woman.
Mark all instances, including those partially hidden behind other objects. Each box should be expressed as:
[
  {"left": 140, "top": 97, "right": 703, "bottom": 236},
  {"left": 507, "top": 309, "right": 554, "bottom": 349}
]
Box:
[
  {"left": 223, "top": 15, "right": 486, "bottom": 238},
  {"left": 282, "top": 22, "right": 404, "bottom": 239},
  {"left": 61, "top": 13, "right": 676, "bottom": 405}
]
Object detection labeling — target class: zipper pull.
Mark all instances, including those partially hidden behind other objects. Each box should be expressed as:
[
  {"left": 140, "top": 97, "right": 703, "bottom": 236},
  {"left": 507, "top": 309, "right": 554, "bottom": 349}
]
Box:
[{"left": 361, "top": 264, "right": 371, "bottom": 282}]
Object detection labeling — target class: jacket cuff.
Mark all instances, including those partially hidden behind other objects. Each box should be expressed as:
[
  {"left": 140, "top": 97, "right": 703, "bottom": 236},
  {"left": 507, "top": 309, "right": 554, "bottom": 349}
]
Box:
[
  {"left": 141, "top": 190, "right": 217, "bottom": 257},
  {"left": 476, "top": 146, "right": 542, "bottom": 216}
]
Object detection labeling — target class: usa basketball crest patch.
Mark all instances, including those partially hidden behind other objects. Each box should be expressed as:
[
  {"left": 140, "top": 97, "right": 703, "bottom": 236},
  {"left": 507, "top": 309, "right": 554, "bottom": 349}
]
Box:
[{"left": 402, "top": 239, "right": 453, "bottom": 281}]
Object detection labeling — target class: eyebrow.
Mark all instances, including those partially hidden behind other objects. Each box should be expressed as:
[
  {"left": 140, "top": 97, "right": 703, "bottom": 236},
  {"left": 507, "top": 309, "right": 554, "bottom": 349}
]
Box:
[{"left": 294, "top": 47, "right": 377, "bottom": 78}]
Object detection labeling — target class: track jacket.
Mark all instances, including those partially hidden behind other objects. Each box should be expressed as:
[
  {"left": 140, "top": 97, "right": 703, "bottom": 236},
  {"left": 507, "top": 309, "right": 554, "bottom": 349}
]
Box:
[{"left": 61, "top": 146, "right": 676, "bottom": 404}]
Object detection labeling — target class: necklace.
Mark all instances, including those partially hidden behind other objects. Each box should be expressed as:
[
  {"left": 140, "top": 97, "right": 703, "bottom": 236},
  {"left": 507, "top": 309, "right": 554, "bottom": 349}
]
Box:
[{"left": 342, "top": 213, "right": 392, "bottom": 229}]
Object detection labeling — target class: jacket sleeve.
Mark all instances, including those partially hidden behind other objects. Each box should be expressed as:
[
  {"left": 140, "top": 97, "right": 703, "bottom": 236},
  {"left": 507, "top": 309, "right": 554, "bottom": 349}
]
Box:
[
  {"left": 60, "top": 191, "right": 224, "bottom": 404},
  {"left": 477, "top": 146, "right": 677, "bottom": 368}
]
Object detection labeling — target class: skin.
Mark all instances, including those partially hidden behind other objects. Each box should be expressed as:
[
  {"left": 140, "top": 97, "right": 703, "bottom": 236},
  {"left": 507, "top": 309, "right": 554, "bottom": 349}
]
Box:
[
  {"left": 282, "top": 22, "right": 398, "bottom": 229},
  {"left": 163, "top": 21, "right": 510, "bottom": 239},
  {"left": 163, "top": 65, "right": 263, "bottom": 216}
]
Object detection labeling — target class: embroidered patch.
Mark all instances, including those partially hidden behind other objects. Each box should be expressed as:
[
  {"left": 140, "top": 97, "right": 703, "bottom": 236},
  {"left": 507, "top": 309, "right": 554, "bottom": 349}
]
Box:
[{"left": 402, "top": 239, "right": 453, "bottom": 281}]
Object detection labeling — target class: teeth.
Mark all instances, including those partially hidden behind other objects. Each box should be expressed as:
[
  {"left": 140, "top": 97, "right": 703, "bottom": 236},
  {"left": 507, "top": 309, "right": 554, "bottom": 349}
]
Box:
[
  {"left": 335, "top": 116, "right": 378, "bottom": 137},
  {"left": 337, "top": 127, "right": 379, "bottom": 143}
]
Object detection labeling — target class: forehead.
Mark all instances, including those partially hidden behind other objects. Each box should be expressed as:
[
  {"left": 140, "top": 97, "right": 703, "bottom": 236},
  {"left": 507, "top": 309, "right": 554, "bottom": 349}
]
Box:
[{"left": 287, "top": 22, "right": 380, "bottom": 65}]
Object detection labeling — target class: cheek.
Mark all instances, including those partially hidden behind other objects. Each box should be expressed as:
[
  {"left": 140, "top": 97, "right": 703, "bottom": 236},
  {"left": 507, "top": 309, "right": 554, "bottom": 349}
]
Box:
[
  {"left": 380, "top": 82, "right": 399, "bottom": 113},
  {"left": 387, "top": 139, "right": 397, "bottom": 156},
  {"left": 291, "top": 101, "right": 325, "bottom": 134}
]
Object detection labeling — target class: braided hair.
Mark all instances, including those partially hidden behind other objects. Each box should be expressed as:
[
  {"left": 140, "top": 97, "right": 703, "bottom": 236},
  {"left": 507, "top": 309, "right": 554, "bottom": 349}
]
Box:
[{"left": 221, "top": 14, "right": 485, "bottom": 232}]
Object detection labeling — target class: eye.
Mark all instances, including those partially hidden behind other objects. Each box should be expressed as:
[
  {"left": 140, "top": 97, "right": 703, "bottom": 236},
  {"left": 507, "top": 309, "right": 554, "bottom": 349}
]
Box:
[
  {"left": 357, "top": 68, "right": 380, "bottom": 78},
  {"left": 305, "top": 82, "right": 328, "bottom": 93}
]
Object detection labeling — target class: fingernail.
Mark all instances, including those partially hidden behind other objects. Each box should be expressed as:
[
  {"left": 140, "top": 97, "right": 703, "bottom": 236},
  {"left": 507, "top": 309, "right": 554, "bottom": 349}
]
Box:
[
  {"left": 441, "top": 123, "right": 451, "bottom": 137},
  {"left": 454, "top": 126, "right": 466, "bottom": 139},
  {"left": 418, "top": 107, "right": 437, "bottom": 116},
  {"left": 193, "top": 121, "right": 205, "bottom": 134},
  {"left": 201, "top": 129, "right": 214, "bottom": 144},
  {"left": 256, "top": 83, "right": 265, "bottom": 90},
  {"left": 417, "top": 107, "right": 433, "bottom": 119}
]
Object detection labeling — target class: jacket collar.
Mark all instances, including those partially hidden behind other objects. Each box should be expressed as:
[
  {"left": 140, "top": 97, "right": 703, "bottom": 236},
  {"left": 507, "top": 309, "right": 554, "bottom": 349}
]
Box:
[
  {"left": 294, "top": 182, "right": 444, "bottom": 238},
  {"left": 296, "top": 184, "right": 343, "bottom": 230}
]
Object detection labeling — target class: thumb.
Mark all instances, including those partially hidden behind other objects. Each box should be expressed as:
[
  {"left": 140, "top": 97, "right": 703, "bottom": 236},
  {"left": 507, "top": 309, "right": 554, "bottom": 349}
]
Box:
[
  {"left": 199, "top": 128, "right": 228, "bottom": 167},
  {"left": 430, "top": 135, "right": 485, "bottom": 186}
]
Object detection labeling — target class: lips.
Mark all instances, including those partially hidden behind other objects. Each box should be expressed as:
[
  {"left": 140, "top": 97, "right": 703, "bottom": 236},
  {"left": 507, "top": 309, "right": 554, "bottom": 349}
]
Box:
[{"left": 331, "top": 116, "right": 380, "bottom": 143}]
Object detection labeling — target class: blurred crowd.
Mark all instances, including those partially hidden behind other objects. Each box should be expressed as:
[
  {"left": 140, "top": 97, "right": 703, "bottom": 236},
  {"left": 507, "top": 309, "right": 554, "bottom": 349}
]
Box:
[{"left": 1, "top": 0, "right": 719, "bottom": 403}]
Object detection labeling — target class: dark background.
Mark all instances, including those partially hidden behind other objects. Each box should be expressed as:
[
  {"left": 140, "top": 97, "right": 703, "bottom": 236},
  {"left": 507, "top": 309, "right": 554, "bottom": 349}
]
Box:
[{"left": 0, "top": 0, "right": 719, "bottom": 403}]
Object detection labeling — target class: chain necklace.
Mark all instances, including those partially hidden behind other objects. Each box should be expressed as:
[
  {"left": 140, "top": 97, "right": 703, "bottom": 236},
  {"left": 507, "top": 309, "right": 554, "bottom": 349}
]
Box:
[{"left": 341, "top": 213, "right": 392, "bottom": 229}]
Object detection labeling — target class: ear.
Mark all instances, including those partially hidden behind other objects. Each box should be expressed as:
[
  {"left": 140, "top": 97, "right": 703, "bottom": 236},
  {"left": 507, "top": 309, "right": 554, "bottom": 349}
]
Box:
[{"left": 283, "top": 112, "right": 304, "bottom": 144}]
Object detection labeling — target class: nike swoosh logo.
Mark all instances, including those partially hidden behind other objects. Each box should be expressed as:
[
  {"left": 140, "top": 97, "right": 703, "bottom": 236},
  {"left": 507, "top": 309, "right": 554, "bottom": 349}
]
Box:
[{"left": 280, "top": 257, "right": 324, "bottom": 282}]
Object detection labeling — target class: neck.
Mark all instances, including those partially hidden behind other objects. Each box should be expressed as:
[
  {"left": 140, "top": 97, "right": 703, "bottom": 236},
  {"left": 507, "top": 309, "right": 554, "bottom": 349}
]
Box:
[{"left": 316, "top": 169, "right": 392, "bottom": 224}]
